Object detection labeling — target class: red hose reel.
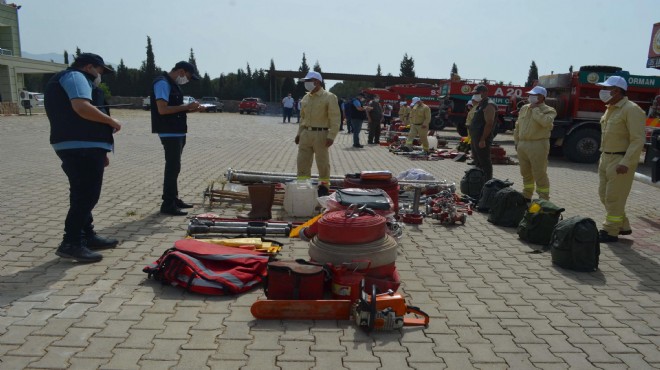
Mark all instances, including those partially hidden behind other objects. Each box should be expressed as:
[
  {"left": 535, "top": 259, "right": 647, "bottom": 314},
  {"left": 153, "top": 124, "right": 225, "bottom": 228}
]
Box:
[{"left": 317, "top": 207, "right": 387, "bottom": 245}]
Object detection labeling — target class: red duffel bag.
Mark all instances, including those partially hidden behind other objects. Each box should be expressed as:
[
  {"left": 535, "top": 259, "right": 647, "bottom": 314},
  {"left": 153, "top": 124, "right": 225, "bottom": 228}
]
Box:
[{"left": 265, "top": 260, "right": 328, "bottom": 300}]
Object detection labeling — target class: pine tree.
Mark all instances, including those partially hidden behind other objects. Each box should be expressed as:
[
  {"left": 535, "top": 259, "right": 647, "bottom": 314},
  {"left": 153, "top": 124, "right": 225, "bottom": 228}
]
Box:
[
  {"left": 313, "top": 61, "right": 322, "bottom": 73},
  {"left": 188, "top": 48, "right": 197, "bottom": 69},
  {"left": 569, "top": 65, "right": 574, "bottom": 73},
  {"left": 525, "top": 61, "right": 538, "bottom": 87},
  {"left": 399, "top": 53, "right": 415, "bottom": 78},
  {"left": 298, "top": 53, "right": 310, "bottom": 73},
  {"left": 63, "top": 50, "right": 69, "bottom": 65},
  {"left": 75, "top": 47, "right": 81, "bottom": 57},
  {"left": 296, "top": 53, "right": 311, "bottom": 97},
  {"left": 451, "top": 63, "right": 458, "bottom": 75},
  {"left": 375, "top": 64, "right": 384, "bottom": 88}
]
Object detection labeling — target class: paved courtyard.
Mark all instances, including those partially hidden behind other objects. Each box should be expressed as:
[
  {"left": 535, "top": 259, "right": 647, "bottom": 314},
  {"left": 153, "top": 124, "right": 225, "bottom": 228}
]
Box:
[{"left": 1, "top": 110, "right": 659, "bottom": 369}]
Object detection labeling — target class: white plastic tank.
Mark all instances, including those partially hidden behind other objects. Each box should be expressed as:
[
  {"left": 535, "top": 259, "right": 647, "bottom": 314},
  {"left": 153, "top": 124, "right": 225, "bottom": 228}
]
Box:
[
  {"left": 283, "top": 181, "right": 319, "bottom": 217},
  {"left": 427, "top": 135, "right": 438, "bottom": 149}
]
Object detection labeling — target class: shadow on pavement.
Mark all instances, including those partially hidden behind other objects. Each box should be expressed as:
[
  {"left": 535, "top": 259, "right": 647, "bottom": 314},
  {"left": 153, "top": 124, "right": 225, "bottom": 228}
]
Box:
[
  {"left": 0, "top": 258, "right": 78, "bottom": 308},
  {"left": 606, "top": 241, "right": 660, "bottom": 293}
]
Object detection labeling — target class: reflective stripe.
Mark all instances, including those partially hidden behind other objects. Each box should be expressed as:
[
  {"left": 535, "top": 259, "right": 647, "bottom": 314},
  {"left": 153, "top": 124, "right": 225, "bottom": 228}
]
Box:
[
  {"left": 537, "top": 187, "right": 549, "bottom": 193},
  {"left": 523, "top": 183, "right": 535, "bottom": 189},
  {"left": 606, "top": 215, "right": 624, "bottom": 222}
]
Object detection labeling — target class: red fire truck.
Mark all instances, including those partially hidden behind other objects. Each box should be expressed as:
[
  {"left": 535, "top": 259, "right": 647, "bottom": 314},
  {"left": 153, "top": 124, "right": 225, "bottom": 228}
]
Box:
[
  {"left": 523, "top": 66, "right": 660, "bottom": 163},
  {"left": 437, "top": 80, "right": 526, "bottom": 136},
  {"left": 362, "top": 82, "right": 447, "bottom": 124}
]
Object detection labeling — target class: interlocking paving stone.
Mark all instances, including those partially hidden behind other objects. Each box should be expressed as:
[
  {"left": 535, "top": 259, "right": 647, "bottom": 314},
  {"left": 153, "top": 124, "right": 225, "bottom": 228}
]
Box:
[{"left": 1, "top": 112, "right": 660, "bottom": 368}]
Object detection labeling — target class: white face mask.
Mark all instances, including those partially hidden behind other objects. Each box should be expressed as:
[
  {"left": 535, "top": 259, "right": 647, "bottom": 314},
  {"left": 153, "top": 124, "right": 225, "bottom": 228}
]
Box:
[
  {"left": 93, "top": 73, "right": 102, "bottom": 87},
  {"left": 528, "top": 96, "right": 539, "bottom": 105},
  {"left": 472, "top": 94, "right": 483, "bottom": 102},
  {"left": 176, "top": 75, "right": 189, "bottom": 85},
  {"left": 599, "top": 90, "right": 613, "bottom": 103},
  {"left": 304, "top": 81, "right": 316, "bottom": 91}
]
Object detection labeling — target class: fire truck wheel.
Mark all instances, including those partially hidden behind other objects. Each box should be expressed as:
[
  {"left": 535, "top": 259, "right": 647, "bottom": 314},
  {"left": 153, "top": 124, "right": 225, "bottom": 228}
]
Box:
[{"left": 564, "top": 128, "right": 601, "bottom": 163}]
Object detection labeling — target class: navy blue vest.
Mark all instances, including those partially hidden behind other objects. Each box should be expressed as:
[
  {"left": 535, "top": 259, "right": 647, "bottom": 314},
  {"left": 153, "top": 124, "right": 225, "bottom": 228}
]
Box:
[
  {"left": 150, "top": 73, "right": 187, "bottom": 133},
  {"left": 469, "top": 98, "right": 495, "bottom": 142},
  {"left": 45, "top": 68, "right": 114, "bottom": 145},
  {"left": 349, "top": 98, "right": 367, "bottom": 120}
]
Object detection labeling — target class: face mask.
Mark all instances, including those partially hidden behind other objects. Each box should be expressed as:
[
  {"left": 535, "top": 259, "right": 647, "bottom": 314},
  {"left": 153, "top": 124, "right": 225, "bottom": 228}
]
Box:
[
  {"left": 93, "top": 73, "right": 102, "bottom": 87},
  {"left": 472, "top": 94, "right": 482, "bottom": 102},
  {"left": 599, "top": 90, "right": 612, "bottom": 103},
  {"left": 528, "top": 96, "right": 539, "bottom": 104},
  {"left": 304, "top": 81, "right": 315, "bottom": 91},
  {"left": 176, "top": 75, "right": 189, "bottom": 85}
]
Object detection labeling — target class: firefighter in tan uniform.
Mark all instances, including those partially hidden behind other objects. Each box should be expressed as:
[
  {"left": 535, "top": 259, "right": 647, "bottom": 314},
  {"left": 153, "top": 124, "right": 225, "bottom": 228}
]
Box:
[
  {"left": 405, "top": 97, "right": 432, "bottom": 152},
  {"left": 398, "top": 101, "right": 410, "bottom": 125},
  {"left": 513, "top": 86, "right": 557, "bottom": 201},
  {"left": 295, "top": 71, "right": 341, "bottom": 196},
  {"left": 595, "top": 76, "right": 646, "bottom": 243}
]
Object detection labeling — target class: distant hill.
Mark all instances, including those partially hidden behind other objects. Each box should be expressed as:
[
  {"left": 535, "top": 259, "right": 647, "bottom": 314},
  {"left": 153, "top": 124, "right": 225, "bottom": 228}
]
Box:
[{"left": 21, "top": 51, "right": 65, "bottom": 64}]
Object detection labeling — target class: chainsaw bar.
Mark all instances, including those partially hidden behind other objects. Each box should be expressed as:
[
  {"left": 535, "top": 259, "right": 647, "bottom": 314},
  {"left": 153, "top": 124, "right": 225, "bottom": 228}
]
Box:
[{"left": 251, "top": 299, "right": 352, "bottom": 320}]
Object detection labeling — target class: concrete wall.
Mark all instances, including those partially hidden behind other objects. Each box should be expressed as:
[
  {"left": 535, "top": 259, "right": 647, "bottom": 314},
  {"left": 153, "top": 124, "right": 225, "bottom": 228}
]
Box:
[{"left": 0, "top": 4, "right": 20, "bottom": 55}]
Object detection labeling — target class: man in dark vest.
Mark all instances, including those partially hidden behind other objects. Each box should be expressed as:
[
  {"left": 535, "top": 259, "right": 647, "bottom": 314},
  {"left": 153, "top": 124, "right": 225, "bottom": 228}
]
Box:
[
  {"left": 469, "top": 84, "right": 497, "bottom": 180},
  {"left": 349, "top": 93, "right": 371, "bottom": 148},
  {"left": 151, "top": 61, "right": 201, "bottom": 216},
  {"left": 45, "top": 52, "right": 122, "bottom": 262}
]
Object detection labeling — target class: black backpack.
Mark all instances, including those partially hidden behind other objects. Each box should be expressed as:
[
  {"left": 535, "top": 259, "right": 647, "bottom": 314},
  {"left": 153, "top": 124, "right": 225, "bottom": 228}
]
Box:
[
  {"left": 460, "top": 167, "right": 486, "bottom": 199},
  {"left": 517, "top": 200, "right": 565, "bottom": 246},
  {"left": 487, "top": 188, "right": 528, "bottom": 227},
  {"left": 476, "top": 179, "right": 512, "bottom": 212},
  {"left": 550, "top": 216, "right": 600, "bottom": 272}
]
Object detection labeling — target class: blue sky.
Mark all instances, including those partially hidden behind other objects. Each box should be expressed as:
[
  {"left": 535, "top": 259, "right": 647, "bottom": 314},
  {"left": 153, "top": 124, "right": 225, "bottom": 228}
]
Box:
[{"left": 17, "top": 0, "right": 659, "bottom": 86}]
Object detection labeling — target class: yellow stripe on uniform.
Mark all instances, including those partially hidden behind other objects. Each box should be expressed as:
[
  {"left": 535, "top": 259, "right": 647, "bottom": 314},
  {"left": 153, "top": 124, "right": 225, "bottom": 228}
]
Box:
[{"left": 606, "top": 215, "right": 624, "bottom": 222}]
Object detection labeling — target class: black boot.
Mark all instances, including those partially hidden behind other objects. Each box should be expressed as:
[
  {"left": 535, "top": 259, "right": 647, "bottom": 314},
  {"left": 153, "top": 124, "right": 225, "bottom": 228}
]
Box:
[
  {"left": 85, "top": 234, "right": 119, "bottom": 250},
  {"left": 56, "top": 242, "right": 103, "bottom": 262},
  {"left": 317, "top": 184, "right": 330, "bottom": 197},
  {"left": 175, "top": 199, "right": 194, "bottom": 209},
  {"left": 160, "top": 201, "right": 188, "bottom": 216}
]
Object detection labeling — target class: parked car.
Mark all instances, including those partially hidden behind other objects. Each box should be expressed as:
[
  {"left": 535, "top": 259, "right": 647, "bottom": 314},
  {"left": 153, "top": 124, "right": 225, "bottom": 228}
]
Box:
[
  {"left": 199, "top": 96, "right": 223, "bottom": 112},
  {"left": 145, "top": 96, "right": 196, "bottom": 110},
  {"left": 239, "top": 97, "right": 267, "bottom": 115}
]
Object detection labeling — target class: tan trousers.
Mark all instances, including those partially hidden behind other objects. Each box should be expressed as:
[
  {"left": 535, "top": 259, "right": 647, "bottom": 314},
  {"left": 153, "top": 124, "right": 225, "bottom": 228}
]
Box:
[
  {"left": 405, "top": 124, "right": 429, "bottom": 151},
  {"left": 296, "top": 130, "right": 331, "bottom": 184},
  {"left": 598, "top": 153, "right": 636, "bottom": 236},
  {"left": 517, "top": 140, "right": 550, "bottom": 200}
]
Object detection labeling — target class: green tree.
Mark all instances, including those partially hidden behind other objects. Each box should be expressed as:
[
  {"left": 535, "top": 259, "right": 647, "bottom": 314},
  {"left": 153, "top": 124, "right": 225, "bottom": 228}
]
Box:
[
  {"left": 200, "top": 73, "right": 213, "bottom": 96},
  {"left": 313, "top": 61, "right": 322, "bottom": 73},
  {"left": 526, "top": 60, "right": 538, "bottom": 87},
  {"left": 75, "top": 47, "right": 81, "bottom": 58},
  {"left": 329, "top": 80, "right": 372, "bottom": 99},
  {"left": 375, "top": 64, "right": 384, "bottom": 88},
  {"left": 188, "top": 48, "right": 197, "bottom": 69},
  {"left": 139, "top": 36, "right": 159, "bottom": 95},
  {"left": 296, "top": 53, "right": 311, "bottom": 98},
  {"left": 63, "top": 50, "right": 69, "bottom": 65},
  {"left": 451, "top": 63, "right": 458, "bottom": 76},
  {"left": 569, "top": 65, "right": 574, "bottom": 73},
  {"left": 399, "top": 53, "right": 415, "bottom": 78}
]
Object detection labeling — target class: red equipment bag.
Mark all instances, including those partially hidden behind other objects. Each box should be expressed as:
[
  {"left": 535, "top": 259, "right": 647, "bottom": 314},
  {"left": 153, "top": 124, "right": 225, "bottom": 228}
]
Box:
[
  {"left": 143, "top": 239, "right": 270, "bottom": 295},
  {"left": 265, "top": 260, "right": 328, "bottom": 300}
]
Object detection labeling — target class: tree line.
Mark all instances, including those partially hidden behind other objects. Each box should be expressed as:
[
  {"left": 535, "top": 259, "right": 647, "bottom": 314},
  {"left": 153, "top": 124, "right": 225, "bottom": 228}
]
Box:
[{"left": 24, "top": 36, "right": 544, "bottom": 101}]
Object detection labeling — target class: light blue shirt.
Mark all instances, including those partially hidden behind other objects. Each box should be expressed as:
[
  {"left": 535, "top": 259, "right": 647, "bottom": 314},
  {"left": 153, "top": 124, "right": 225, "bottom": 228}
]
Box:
[
  {"left": 52, "top": 70, "right": 113, "bottom": 152},
  {"left": 154, "top": 79, "right": 186, "bottom": 138}
]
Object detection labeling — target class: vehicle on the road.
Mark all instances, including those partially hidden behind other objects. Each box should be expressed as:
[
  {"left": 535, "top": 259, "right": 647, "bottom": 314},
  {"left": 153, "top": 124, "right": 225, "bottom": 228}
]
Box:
[
  {"left": 199, "top": 97, "right": 223, "bottom": 112},
  {"left": 239, "top": 97, "right": 267, "bottom": 115},
  {"left": 142, "top": 96, "right": 150, "bottom": 110},
  {"left": 507, "top": 66, "right": 660, "bottom": 163}
]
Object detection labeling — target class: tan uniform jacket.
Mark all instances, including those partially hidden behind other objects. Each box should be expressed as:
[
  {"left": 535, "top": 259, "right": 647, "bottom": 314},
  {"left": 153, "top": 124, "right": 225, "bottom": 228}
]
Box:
[
  {"left": 465, "top": 105, "right": 477, "bottom": 127},
  {"left": 600, "top": 97, "right": 646, "bottom": 168},
  {"left": 298, "top": 88, "right": 341, "bottom": 140},
  {"left": 409, "top": 103, "right": 431, "bottom": 126},
  {"left": 513, "top": 103, "right": 557, "bottom": 144}
]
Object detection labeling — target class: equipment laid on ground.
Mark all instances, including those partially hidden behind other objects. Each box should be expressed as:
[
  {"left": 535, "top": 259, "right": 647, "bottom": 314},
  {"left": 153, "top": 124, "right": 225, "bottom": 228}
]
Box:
[
  {"left": 400, "top": 186, "right": 423, "bottom": 224},
  {"left": 238, "top": 183, "right": 276, "bottom": 220},
  {"left": 265, "top": 260, "right": 327, "bottom": 300},
  {"left": 426, "top": 190, "right": 471, "bottom": 225},
  {"left": 518, "top": 200, "right": 566, "bottom": 246},
  {"left": 476, "top": 179, "right": 513, "bottom": 212},
  {"left": 550, "top": 216, "right": 600, "bottom": 272},
  {"left": 203, "top": 180, "right": 284, "bottom": 208},
  {"left": 251, "top": 282, "right": 429, "bottom": 332},
  {"left": 283, "top": 180, "right": 319, "bottom": 217},
  {"left": 460, "top": 167, "right": 486, "bottom": 199},
  {"left": 187, "top": 218, "right": 292, "bottom": 237},
  {"left": 144, "top": 239, "right": 270, "bottom": 295},
  {"left": 487, "top": 188, "right": 528, "bottom": 227}
]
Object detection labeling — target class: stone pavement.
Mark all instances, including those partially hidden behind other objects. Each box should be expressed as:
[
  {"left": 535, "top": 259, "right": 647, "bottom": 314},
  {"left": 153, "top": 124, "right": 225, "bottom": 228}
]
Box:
[{"left": 1, "top": 110, "right": 659, "bottom": 370}]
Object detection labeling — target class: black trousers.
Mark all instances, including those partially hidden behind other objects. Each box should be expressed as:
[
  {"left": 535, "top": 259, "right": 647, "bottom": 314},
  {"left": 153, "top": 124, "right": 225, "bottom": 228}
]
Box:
[
  {"left": 368, "top": 119, "right": 381, "bottom": 144},
  {"left": 470, "top": 138, "right": 493, "bottom": 181},
  {"left": 160, "top": 136, "right": 186, "bottom": 203},
  {"left": 56, "top": 148, "right": 107, "bottom": 244}
]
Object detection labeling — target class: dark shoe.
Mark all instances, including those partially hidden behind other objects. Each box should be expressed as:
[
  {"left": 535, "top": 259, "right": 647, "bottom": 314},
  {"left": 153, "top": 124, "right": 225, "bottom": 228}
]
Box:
[
  {"left": 353, "top": 144, "right": 364, "bottom": 148},
  {"left": 56, "top": 242, "right": 103, "bottom": 262},
  {"left": 598, "top": 230, "right": 619, "bottom": 243},
  {"left": 524, "top": 198, "right": 532, "bottom": 204},
  {"left": 160, "top": 205, "right": 188, "bottom": 216},
  {"left": 86, "top": 234, "right": 119, "bottom": 250},
  {"left": 318, "top": 185, "right": 330, "bottom": 197},
  {"left": 175, "top": 199, "right": 194, "bottom": 209},
  {"left": 619, "top": 229, "right": 632, "bottom": 236}
]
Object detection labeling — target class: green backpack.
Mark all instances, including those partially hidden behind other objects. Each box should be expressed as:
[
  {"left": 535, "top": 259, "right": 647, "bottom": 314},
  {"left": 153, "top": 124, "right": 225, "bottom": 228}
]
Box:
[
  {"left": 550, "top": 216, "right": 600, "bottom": 272},
  {"left": 517, "top": 199, "right": 565, "bottom": 246}
]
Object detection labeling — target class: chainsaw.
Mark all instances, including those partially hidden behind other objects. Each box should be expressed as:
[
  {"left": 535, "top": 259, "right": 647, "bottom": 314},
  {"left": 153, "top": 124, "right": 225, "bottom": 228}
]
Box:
[{"left": 250, "top": 282, "right": 429, "bottom": 332}]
